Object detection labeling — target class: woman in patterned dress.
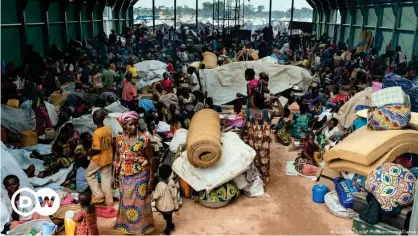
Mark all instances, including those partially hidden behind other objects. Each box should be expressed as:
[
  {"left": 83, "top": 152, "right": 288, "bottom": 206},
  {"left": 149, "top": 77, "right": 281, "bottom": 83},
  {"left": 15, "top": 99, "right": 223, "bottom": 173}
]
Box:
[
  {"left": 114, "top": 112, "right": 157, "bottom": 234},
  {"left": 242, "top": 69, "right": 272, "bottom": 184}
]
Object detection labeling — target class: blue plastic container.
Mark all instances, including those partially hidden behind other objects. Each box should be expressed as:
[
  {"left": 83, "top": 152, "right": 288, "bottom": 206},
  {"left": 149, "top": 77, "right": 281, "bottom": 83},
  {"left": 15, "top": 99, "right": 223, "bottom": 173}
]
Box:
[{"left": 312, "top": 184, "right": 329, "bottom": 203}]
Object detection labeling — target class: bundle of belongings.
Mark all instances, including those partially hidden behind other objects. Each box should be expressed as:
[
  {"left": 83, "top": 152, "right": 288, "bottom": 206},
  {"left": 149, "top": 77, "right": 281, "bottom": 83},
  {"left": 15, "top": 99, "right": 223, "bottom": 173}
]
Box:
[
  {"left": 135, "top": 60, "right": 167, "bottom": 90},
  {"left": 319, "top": 162, "right": 417, "bottom": 234},
  {"left": 170, "top": 109, "right": 263, "bottom": 208},
  {"left": 316, "top": 84, "right": 418, "bottom": 233}
]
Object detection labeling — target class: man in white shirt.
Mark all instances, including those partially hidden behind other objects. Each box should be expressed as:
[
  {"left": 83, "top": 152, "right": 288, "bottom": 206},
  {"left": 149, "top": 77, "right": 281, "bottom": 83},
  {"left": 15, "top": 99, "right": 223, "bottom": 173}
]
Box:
[{"left": 187, "top": 67, "right": 200, "bottom": 92}]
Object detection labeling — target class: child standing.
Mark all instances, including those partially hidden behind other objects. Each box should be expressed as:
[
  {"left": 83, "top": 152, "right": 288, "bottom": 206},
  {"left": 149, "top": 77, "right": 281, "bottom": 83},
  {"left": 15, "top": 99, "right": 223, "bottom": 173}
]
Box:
[
  {"left": 86, "top": 109, "right": 113, "bottom": 206},
  {"left": 152, "top": 165, "right": 179, "bottom": 235},
  {"left": 121, "top": 71, "right": 137, "bottom": 110},
  {"left": 73, "top": 193, "right": 99, "bottom": 235}
]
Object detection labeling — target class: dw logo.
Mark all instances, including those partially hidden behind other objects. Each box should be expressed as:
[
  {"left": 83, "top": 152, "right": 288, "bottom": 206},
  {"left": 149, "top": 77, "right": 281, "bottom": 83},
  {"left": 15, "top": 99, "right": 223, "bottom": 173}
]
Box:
[{"left": 11, "top": 188, "right": 61, "bottom": 217}]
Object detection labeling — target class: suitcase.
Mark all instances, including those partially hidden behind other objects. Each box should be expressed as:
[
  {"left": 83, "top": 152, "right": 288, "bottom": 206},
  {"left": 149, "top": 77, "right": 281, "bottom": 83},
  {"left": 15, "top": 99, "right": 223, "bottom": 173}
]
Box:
[
  {"left": 353, "top": 192, "right": 413, "bottom": 230},
  {"left": 352, "top": 216, "right": 402, "bottom": 235}
]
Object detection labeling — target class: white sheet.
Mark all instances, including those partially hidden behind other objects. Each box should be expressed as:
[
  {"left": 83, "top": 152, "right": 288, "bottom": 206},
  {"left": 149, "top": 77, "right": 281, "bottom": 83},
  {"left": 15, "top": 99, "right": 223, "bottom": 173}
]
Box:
[
  {"left": 172, "top": 132, "right": 256, "bottom": 192},
  {"left": 105, "top": 101, "right": 129, "bottom": 113},
  {"left": 1, "top": 104, "right": 36, "bottom": 133},
  {"left": 200, "top": 61, "right": 312, "bottom": 105},
  {"left": 22, "top": 144, "right": 52, "bottom": 155},
  {"left": 1, "top": 142, "right": 35, "bottom": 226},
  {"left": 7, "top": 149, "right": 45, "bottom": 174},
  {"left": 29, "top": 164, "right": 74, "bottom": 187},
  {"left": 134, "top": 60, "right": 167, "bottom": 82}
]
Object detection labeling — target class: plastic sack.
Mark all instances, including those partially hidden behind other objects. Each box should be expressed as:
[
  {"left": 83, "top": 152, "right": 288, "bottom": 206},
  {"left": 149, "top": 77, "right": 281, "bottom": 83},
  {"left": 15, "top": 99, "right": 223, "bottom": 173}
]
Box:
[
  {"left": 138, "top": 99, "right": 155, "bottom": 112},
  {"left": 64, "top": 210, "right": 77, "bottom": 236},
  {"left": 244, "top": 176, "right": 265, "bottom": 197},
  {"left": 324, "top": 191, "right": 357, "bottom": 219},
  {"left": 233, "top": 174, "right": 249, "bottom": 190},
  {"left": 368, "top": 104, "right": 411, "bottom": 131},
  {"left": 341, "top": 171, "right": 355, "bottom": 180},
  {"left": 169, "top": 129, "right": 188, "bottom": 152},
  {"left": 351, "top": 174, "right": 367, "bottom": 192},
  {"left": 334, "top": 177, "right": 358, "bottom": 209}
]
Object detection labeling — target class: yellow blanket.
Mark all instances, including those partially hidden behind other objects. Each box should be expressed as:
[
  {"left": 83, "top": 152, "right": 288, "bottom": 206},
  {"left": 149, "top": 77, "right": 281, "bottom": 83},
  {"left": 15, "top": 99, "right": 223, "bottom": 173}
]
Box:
[{"left": 187, "top": 109, "right": 222, "bottom": 168}]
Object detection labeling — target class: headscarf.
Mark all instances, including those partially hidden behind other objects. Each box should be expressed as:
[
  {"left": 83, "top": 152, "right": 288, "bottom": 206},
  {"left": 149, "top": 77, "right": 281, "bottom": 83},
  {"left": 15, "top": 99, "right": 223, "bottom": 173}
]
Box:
[{"left": 118, "top": 111, "right": 138, "bottom": 125}]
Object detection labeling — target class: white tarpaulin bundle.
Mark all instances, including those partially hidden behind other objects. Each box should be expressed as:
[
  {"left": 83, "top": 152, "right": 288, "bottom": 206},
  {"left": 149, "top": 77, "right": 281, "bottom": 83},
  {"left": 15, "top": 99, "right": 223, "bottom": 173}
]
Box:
[
  {"left": 134, "top": 60, "right": 167, "bottom": 90},
  {"left": 199, "top": 61, "right": 312, "bottom": 105},
  {"left": 172, "top": 131, "right": 256, "bottom": 192}
]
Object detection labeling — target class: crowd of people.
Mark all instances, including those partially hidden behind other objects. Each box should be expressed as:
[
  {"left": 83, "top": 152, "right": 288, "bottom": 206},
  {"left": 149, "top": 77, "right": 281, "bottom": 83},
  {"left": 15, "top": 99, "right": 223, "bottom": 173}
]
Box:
[{"left": 1, "top": 23, "right": 418, "bottom": 235}]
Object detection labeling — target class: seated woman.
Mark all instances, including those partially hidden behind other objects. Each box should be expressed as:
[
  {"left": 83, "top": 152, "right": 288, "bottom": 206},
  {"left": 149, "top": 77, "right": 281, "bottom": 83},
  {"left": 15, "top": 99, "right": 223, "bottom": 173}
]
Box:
[
  {"left": 74, "top": 132, "right": 92, "bottom": 193},
  {"left": 294, "top": 133, "right": 320, "bottom": 175},
  {"left": 178, "top": 87, "right": 196, "bottom": 128},
  {"left": 205, "top": 97, "right": 222, "bottom": 113},
  {"left": 3, "top": 175, "right": 50, "bottom": 229},
  {"left": 290, "top": 104, "right": 312, "bottom": 140},
  {"left": 160, "top": 72, "right": 174, "bottom": 94},
  {"left": 273, "top": 105, "right": 292, "bottom": 146},
  {"left": 315, "top": 118, "right": 340, "bottom": 150},
  {"left": 38, "top": 124, "right": 79, "bottom": 177}
]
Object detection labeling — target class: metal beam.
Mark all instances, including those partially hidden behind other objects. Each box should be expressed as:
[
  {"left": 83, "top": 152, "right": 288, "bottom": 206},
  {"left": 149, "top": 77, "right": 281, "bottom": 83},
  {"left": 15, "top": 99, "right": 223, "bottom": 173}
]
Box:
[
  {"left": 413, "top": 0, "right": 418, "bottom": 59},
  {"left": 41, "top": 0, "right": 51, "bottom": 56},
  {"left": 338, "top": 8, "right": 347, "bottom": 43},
  {"left": 196, "top": 0, "right": 198, "bottom": 29},
  {"left": 87, "top": 0, "right": 96, "bottom": 38},
  {"left": 75, "top": 0, "right": 83, "bottom": 40},
  {"left": 97, "top": 0, "right": 106, "bottom": 32},
  {"left": 113, "top": 0, "right": 124, "bottom": 34},
  {"left": 269, "top": 0, "right": 272, "bottom": 26},
  {"left": 373, "top": 6, "right": 383, "bottom": 55},
  {"left": 174, "top": 0, "right": 177, "bottom": 30},
  {"left": 152, "top": 0, "right": 155, "bottom": 32},
  {"left": 348, "top": 8, "right": 356, "bottom": 46},
  {"left": 391, "top": 4, "right": 401, "bottom": 51}
]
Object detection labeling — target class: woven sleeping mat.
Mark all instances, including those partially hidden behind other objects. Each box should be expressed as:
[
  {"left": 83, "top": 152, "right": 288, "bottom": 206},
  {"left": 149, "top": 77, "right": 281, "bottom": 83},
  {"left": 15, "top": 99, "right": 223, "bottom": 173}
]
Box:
[{"left": 186, "top": 109, "right": 222, "bottom": 168}]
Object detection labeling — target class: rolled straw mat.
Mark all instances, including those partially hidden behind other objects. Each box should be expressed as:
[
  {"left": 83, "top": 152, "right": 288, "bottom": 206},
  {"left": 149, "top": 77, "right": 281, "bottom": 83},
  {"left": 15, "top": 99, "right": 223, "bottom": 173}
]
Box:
[{"left": 186, "top": 109, "right": 222, "bottom": 168}]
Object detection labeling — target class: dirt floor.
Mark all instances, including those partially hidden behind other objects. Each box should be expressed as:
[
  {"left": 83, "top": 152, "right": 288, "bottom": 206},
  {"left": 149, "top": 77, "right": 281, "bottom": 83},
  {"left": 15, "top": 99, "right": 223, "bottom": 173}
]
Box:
[{"left": 95, "top": 139, "right": 353, "bottom": 235}]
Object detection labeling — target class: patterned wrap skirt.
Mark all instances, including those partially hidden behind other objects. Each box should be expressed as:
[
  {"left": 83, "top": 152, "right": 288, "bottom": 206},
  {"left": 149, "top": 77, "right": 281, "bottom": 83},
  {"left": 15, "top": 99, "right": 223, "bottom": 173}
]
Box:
[{"left": 114, "top": 171, "right": 155, "bottom": 234}]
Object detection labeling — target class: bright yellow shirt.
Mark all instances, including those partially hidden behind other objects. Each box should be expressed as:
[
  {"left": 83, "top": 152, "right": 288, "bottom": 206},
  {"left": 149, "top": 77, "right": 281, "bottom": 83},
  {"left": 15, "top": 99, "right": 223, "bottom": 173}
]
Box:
[{"left": 126, "top": 65, "right": 137, "bottom": 78}]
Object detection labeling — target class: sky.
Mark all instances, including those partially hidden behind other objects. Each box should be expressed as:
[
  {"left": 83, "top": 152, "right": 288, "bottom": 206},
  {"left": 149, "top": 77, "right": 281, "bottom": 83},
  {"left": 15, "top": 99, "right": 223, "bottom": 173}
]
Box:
[{"left": 135, "top": 0, "right": 312, "bottom": 11}]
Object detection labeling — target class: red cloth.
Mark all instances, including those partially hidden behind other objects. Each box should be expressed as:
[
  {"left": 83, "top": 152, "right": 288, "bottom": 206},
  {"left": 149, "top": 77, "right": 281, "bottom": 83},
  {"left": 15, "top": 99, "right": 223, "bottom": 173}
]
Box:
[
  {"left": 302, "top": 164, "right": 319, "bottom": 176},
  {"left": 331, "top": 94, "right": 348, "bottom": 104},
  {"left": 34, "top": 106, "right": 52, "bottom": 135},
  {"left": 95, "top": 206, "right": 118, "bottom": 218},
  {"left": 167, "top": 63, "right": 175, "bottom": 73},
  {"left": 160, "top": 79, "right": 174, "bottom": 94},
  {"left": 394, "top": 156, "right": 412, "bottom": 168}
]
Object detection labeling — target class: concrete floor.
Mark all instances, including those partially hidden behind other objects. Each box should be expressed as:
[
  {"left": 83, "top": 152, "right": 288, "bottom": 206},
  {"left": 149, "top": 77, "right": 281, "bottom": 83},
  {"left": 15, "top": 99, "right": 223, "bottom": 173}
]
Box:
[{"left": 96, "top": 141, "right": 353, "bottom": 235}]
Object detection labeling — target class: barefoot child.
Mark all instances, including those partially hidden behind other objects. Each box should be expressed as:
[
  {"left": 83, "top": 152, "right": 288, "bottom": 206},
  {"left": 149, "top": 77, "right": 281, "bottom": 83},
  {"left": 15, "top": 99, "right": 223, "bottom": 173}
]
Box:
[
  {"left": 86, "top": 109, "right": 113, "bottom": 206},
  {"left": 152, "top": 165, "right": 179, "bottom": 235},
  {"left": 73, "top": 193, "right": 99, "bottom": 235}
]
